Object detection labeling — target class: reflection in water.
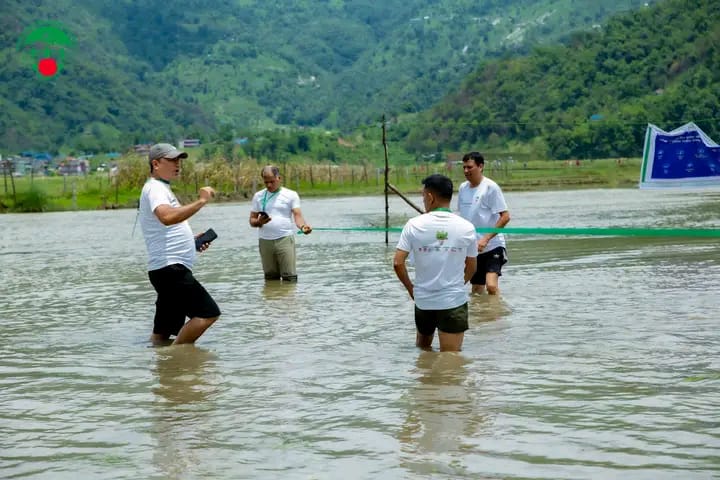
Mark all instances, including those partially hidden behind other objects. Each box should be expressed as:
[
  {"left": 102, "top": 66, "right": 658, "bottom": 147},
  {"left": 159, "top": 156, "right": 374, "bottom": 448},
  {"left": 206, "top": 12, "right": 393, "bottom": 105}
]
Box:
[
  {"left": 399, "top": 351, "right": 487, "bottom": 476},
  {"left": 469, "top": 294, "right": 513, "bottom": 324},
  {"left": 151, "top": 346, "right": 219, "bottom": 479},
  {"left": 262, "top": 280, "right": 298, "bottom": 301}
]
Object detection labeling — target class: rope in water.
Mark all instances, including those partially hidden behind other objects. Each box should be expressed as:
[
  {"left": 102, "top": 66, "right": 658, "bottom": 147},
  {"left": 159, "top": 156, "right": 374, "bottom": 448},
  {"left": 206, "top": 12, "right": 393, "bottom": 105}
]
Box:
[{"left": 299, "top": 226, "right": 720, "bottom": 237}]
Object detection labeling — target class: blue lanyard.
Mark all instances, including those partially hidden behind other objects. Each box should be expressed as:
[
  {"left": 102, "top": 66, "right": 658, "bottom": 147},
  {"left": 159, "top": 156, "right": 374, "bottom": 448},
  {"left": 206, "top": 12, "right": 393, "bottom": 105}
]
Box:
[{"left": 262, "top": 188, "right": 280, "bottom": 211}]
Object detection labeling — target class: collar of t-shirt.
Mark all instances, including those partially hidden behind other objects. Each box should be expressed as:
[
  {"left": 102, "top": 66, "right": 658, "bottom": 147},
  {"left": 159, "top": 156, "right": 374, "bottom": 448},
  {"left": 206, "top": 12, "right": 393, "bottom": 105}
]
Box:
[{"left": 262, "top": 187, "right": 282, "bottom": 211}]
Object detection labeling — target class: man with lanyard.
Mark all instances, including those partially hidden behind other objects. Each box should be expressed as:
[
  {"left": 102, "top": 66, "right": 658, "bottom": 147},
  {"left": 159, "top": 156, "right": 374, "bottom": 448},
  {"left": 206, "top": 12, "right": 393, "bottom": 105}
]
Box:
[
  {"left": 457, "top": 151, "right": 511, "bottom": 295},
  {"left": 393, "top": 174, "right": 477, "bottom": 352},
  {"left": 249, "top": 165, "right": 312, "bottom": 281},
  {"left": 139, "top": 143, "right": 220, "bottom": 345}
]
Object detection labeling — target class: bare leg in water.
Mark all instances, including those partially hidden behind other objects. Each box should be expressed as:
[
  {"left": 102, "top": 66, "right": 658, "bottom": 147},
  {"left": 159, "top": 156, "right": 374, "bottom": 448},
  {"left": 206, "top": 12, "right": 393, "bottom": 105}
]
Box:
[
  {"left": 173, "top": 316, "right": 218, "bottom": 345},
  {"left": 149, "top": 316, "right": 219, "bottom": 346}
]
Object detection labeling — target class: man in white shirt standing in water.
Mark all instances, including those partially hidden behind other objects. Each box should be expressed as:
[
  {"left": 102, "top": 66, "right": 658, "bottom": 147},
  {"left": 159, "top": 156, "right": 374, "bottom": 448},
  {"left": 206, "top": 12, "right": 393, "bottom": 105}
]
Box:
[
  {"left": 139, "top": 143, "right": 220, "bottom": 346},
  {"left": 457, "top": 151, "right": 511, "bottom": 295},
  {"left": 394, "top": 174, "right": 478, "bottom": 352},
  {"left": 249, "top": 166, "right": 312, "bottom": 281}
]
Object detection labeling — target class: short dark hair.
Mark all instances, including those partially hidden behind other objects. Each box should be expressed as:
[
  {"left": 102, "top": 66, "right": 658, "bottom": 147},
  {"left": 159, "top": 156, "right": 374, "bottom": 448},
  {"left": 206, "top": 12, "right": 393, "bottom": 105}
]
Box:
[
  {"left": 422, "top": 174, "right": 453, "bottom": 201},
  {"left": 462, "top": 151, "right": 485, "bottom": 166}
]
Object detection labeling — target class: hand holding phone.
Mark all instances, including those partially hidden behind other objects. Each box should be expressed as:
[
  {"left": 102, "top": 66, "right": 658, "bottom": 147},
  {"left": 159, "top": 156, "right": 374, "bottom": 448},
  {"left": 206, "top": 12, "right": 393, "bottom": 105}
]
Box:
[
  {"left": 257, "top": 211, "right": 271, "bottom": 226},
  {"left": 195, "top": 228, "right": 218, "bottom": 251}
]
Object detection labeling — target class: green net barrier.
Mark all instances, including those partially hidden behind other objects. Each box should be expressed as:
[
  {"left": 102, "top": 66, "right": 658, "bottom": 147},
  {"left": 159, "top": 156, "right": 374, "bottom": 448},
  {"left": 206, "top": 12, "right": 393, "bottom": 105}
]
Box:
[{"left": 299, "top": 226, "right": 720, "bottom": 237}]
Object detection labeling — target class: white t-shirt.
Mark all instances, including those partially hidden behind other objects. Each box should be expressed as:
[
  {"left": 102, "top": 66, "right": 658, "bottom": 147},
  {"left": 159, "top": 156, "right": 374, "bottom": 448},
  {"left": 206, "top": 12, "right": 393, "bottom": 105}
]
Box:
[
  {"left": 457, "top": 177, "right": 508, "bottom": 251},
  {"left": 251, "top": 187, "right": 301, "bottom": 240},
  {"left": 397, "top": 210, "right": 478, "bottom": 310},
  {"left": 139, "top": 178, "right": 196, "bottom": 271}
]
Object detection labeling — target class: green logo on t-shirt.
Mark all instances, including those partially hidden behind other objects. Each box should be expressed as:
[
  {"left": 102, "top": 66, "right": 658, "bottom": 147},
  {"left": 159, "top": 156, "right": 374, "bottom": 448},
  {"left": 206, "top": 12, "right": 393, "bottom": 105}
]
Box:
[{"left": 436, "top": 230, "right": 448, "bottom": 240}]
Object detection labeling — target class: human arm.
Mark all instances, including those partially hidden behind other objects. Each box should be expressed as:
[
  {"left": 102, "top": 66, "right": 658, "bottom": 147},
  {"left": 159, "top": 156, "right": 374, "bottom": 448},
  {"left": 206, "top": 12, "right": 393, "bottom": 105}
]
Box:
[
  {"left": 154, "top": 186, "right": 215, "bottom": 226},
  {"left": 464, "top": 256, "right": 477, "bottom": 284},
  {"left": 477, "top": 210, "right": 510, "bottom": 250},
  {"left": 249, "top": 190, "right": 272, "bottom": 227},
  {"left": 393, "top": 249, "right": 414, "bottom": 299},
  {"left": 292, "top": 207, "right": 312, "bottom": 234},
  {"left": 249, "top": 211, "right": 272, "bottom": 228}
]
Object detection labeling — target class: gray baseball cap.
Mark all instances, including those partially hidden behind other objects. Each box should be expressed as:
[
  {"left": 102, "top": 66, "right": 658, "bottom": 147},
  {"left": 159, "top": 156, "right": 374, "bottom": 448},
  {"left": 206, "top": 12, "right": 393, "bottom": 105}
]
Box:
[{"left": 148, "top": 143, "right": 188, "bottom": 162}]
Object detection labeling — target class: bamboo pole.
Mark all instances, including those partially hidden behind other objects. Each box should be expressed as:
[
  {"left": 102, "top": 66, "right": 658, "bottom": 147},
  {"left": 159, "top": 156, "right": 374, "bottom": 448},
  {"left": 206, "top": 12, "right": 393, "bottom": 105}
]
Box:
[
  {"left": 387, "top": 183, "right": 423, "bottom": 214},
  {"left": 2, "top": 159, "right": 8, "bottom": 194},
  {"left": 382, "top": 115, "right": 389, "bottom": 245},
  {"left": 9, "top": 160, "right": 17, "bottom": 205}
]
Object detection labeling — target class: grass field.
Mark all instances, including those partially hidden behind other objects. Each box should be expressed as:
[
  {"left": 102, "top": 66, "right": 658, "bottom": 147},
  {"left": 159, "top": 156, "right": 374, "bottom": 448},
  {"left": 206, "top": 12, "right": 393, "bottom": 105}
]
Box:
[{"left": 0, "top": 157, "right": 642, "bottom": 212}]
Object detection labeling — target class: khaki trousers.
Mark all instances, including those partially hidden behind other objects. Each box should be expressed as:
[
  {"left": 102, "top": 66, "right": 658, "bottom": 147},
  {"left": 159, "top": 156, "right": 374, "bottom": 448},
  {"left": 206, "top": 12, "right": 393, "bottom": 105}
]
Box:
[{"left": 259, "top": 235, "right": 297, "bottom": 280}]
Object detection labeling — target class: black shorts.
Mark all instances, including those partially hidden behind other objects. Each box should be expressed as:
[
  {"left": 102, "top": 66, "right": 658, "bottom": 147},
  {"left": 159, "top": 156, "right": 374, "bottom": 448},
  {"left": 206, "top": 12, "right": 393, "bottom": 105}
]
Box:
[
  {"left": 414, "top": 303, "right": 469, "bottom": 335},
  {"left": 148, "top": 264, "right": 221, "bottom": 337},
  {"left": 470, "top": 246, "right": 508, "bottom": 285}
]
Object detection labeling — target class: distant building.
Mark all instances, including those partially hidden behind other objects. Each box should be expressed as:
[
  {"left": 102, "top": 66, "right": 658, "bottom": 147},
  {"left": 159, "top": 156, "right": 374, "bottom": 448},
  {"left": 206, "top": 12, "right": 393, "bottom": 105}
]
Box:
[
  {"left": 179, "top": 138, "right": 201, "bottom": 148},
  {"left": 58, "top": 157, "right": 89, "bottom": 176},
  {"left": 134, "top": 144, "right": 152, "bottom": 154}
]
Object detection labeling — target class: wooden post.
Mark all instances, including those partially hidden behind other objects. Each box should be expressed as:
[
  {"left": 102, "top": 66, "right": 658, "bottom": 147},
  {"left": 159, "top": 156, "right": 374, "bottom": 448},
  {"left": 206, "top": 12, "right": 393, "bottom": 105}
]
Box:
[
  {"left": 72, "top": 178, "right": 77, "bottom": 210},
  {"left": 382, "top": 115, "right": 389, "bottom": 245},
  {"left": 9, "top": 161, "right": 17, "bottom": 205},
  {"left": 2, "top": 160, "right": 8, "bottom": 194}
]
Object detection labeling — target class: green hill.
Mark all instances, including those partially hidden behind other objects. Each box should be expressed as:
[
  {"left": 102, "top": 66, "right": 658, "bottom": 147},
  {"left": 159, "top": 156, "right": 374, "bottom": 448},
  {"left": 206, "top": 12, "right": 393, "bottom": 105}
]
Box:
[
  {"left": 0, "top": 0, "right": 651, "bottom": 153},
  {"left": 402, "top": 0, "right": 720, "bottom": 159}
]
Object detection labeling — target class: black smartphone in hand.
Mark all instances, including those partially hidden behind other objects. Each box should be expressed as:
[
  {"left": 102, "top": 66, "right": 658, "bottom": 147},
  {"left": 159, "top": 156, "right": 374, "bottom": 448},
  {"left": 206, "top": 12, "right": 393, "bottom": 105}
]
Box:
[
  {"left": 195, "top": 228, "right": 218, "bottom": 251},
  {"left": 258, "top": 211, "right": 269, "bottom": 219}
]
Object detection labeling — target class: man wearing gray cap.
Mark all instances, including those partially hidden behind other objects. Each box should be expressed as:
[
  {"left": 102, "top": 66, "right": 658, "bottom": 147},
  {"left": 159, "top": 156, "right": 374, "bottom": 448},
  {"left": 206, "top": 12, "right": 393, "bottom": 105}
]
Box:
[{"left": 139, "top": 143, "right": 220, "bottom": 345}]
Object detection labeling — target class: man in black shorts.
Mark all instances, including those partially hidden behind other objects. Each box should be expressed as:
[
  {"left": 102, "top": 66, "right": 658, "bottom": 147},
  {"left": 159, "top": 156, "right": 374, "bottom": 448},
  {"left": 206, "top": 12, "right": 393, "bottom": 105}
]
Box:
[
  {"left": 457, "top": 152, "right": 511, "bottom": 295},
  {"left": 139, "top": 143, "right": 221, "bottom": 345}
]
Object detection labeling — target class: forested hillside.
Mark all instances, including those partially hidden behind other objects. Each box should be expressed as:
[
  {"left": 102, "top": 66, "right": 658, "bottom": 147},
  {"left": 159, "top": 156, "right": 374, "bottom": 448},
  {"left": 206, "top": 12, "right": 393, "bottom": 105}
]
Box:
[
  {"left": 0, "top": 0, "right": 651, "bottom": 153},
  {"left": 402, "top": 0, "right": 720, "bottom": 159}
]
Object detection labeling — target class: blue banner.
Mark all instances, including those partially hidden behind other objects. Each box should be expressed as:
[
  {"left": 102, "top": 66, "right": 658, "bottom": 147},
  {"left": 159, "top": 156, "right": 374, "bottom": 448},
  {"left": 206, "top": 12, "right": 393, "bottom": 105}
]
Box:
[{"left": 640, "top": 123, "right": 720, "bottom": 188}]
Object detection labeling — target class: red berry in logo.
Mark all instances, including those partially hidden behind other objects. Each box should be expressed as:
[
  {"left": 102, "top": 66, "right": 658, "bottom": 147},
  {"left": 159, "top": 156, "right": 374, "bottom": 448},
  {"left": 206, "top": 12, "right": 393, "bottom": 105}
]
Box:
[{"left": 37, "top": 58, "right": 58, "bottom": 77}]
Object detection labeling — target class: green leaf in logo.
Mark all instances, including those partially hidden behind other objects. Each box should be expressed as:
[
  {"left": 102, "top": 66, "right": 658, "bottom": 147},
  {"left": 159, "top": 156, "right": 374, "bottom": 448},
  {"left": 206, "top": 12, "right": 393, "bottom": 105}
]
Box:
[{"left": 16, "top": 21, "right": 75, "bottom": 77}]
